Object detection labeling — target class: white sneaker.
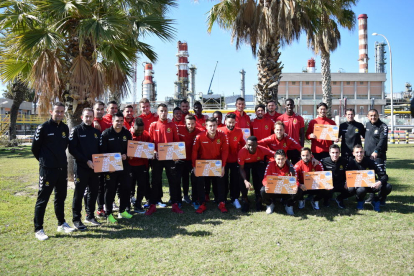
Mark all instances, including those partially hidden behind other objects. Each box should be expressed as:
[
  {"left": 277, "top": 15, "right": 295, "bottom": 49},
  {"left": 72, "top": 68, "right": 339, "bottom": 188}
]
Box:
[
  {"left": 266, "top": 203, "right": 275, "bottom": 214},
  {"left": 232, "top": 199, "right": 241, "bottom": 209},
  {"left": 298, "top": 200, "right": 305, "bottom": 209},
  {"left": 311, "top": 200, "right": 320, "bottom": 210},
  {"left": 157, "top": 202, "right": 167, "bottom": 208},
  {"left": 130, "top": 196, "right": 136, "bottom": 205},
  {"left": 35, "top": 229, "right": 49, "bottom": 241},
  {"left": 285, "top": 205, "right": 295, "bottom": 216},
  {"left": 113, "top": 202, "right": 119, "bottom": 211},
  {"left": 57, "top": 222, "right": 75, "bottom": 233}
]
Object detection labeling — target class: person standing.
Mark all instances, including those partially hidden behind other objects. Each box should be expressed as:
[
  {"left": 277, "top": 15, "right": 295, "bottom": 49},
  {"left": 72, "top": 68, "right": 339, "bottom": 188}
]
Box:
[
  {"left": 193, "top": 101, "right": 209, "bottom": 130},
  {"left": 138, "top": 98, "right": 159, "bottom": 132},
  {"left": 172, "top": 107, "right": 183, "bottom": 126},
  {"left": 251, "top": 104, "right": 274, "bottom": 141},
  {"left": 69, "top": 108, "right": 101, "bottom": 230},
  {"left": 102, "top": 101, "right": 118, "bottom": 126},
  {"left": 213, "top": 111, "right": 224, "bottom": 128},
  {"left": 264, "top": 99, "right": 281, "bottom": 122},
  {"left": 338, "top": 108, "right": 365, "bottom": 160},
  {"left": 93, "top": 101, "right": 111, "bottom": 132},
  {"left": 234, "top": 97, "right": 251, "bottom": 129},
  {"left": 123, "top": 104, "right": 135, "bottom": 131},
  {"left": 32, "top": 102, "right": 74, "bottom": 240},
  {"left": 179, "top": 99, "right": 191, "bottom": 124},
  {"left": 258, "top": 121, "right": 302, "bottom": 156}
]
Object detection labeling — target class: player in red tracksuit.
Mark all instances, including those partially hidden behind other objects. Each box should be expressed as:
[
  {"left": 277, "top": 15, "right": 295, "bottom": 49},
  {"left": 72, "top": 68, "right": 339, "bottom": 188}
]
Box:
[
  {"left": 192, "top": 118, "right": 229, "bottom": 214},
  {"left": 234, "top": 97, "right": 251, "bottom": 128},
  {"left": 102, "top": 100, "right": 118, "bottom": 126},
  {"left": 251, "top": 104, "right": 274, "bottom": 141},
  {"left": 261, "top": 149, "right": 302, "bottom": 216},
  {"left": 172, "top": 107, "right": 184, "bottom": 127},
  {"left": 146, "top": 103, "right": 183, "bottom": 215},
  {"left": 294, "top": 147, "right": 328, "bottom": 210},
  {"left": 123, "top": 104, "right": 135, "bottom": 131},
  {"left": 138, "top": 98, "right": 159, "bottom": 132},
  {"left": 179, "top": 99, "right": 192, "bottom": 125},
  {"left": 306, "top": 102, "right": 338, "bottom": 160},
  {"left": 218, "top": 113, "right": 246, "bottom": 209},
  {"left": 264, "top": 99, "right": 281, "bottom": 122},
  {"left": 213, "top": 111, "right": 225, "bottom": 128},
  {"left": 177, "top": 115, "right": 202, "bottom": 206},
  {"left": 238, "top": 136, "right": 274, "bottom": 212},
  {"left": 193, "top": 101, "right": 209, "bottom": 130}
]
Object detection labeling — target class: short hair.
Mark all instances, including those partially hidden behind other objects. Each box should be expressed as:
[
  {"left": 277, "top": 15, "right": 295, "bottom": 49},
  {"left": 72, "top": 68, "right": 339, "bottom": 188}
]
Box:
[
  {"left": 274, "top": 120, "right": 285, "bottom": 129},
  {"left": 139, "top": 98, "right": 150, "bottom": 105},
  {"left": 317, "top": 102, "right": 328, "bottom": 109},
  {"left": 173, "top": 107, "right": 182, "bottom": 113},
  {"left": 247, "top": 136, "right": 257, "bottom": 142},
  {"left": 285, "top": 98, "right": 294, "bottom": 105},
  {"left": 329, "top": 144, "right": 340, "bottom": 151},
  {"left": 206, "top": 117, "right": 217, "bottom": 124},
  {"left": 134, "top": 117, "right": 144, "bottom": 126},
  {"left": 185, "top": 115, "right": 196, "bottom": 121},
  {"left": 225, "top": 113, "right": 236, "bottom": 120},
  {"left": 194, "top": 101, "right": 202, "bottom": 107},
  {"left": 255, "top": 104, "right": 266, "bottom": 112},
  {"left": 94, "top": 101, "right": 105, "bottom": 107},
  {"left": 353, "top": 144, "right": 363, "bottom": 151},
  {"left": 345, "top": 108, "right": 355, "bottom": 115},
  {"left": 266, "top": 99, "right": 276, "bottom": 105},
  {"left": 275, "top": 149, "right": 286, "bottom": 157},
  {"left": 236, "top": 97, "right": 245, "bottom": 103},
  {"left": 368, "top": 109, "right": 379, "bottom": 115},
  {"left": 82, "top": 107, "right": 93, "bottom": 114},
  {"left": 107, "top": 100, "right": 118, "bottom": 106},
  {"left": 213, "top": 111, "right": 222, "bottom": 117},
  {"left": 180, "top": 99, "right": 189, "bottom": 105},
  {"left": 53, "top": 102, "right": 65, "bottom": 108},
  {"left": 124, "top": 104, "right": 133, "bottom": 110},
  {"left": 301, "top": 147, "right": 312, "bottom": 154},
  {"left": 113, "top": 111, "right": 124, "bottom": 120},
  {"left": 157, "top": 103, "right": 167, "bottom": 109}
]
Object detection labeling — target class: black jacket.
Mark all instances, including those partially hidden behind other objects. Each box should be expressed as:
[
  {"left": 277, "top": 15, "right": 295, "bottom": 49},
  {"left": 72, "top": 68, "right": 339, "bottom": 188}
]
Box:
[
  {"left": 100, "top": 126, "right": 132, "bottom": 166},
  {"left": 364, "top": 119, "right": 388, "bottom": 159},
  {"left": 31, "top": 118, "right": 69, "bottom": 169},
  {"left": 339, "top": 120, "right": 365, "bottom": 157},
  {"left": 69, "top": 122, "right": 101, "bottom": 169},
  {"left": 347, "top": 156, "right": 388, "bottom": 186},
  {"left": 321, "top": 156, "right": 348, "bottom": 185}
]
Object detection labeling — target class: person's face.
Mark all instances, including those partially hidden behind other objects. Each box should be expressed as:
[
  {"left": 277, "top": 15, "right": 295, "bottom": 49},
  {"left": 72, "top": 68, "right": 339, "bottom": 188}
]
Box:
[
  {"left": 50, "top": 105, "right": 65, "bottom": 122},
  {"left": 286, "top": 101, "right": 295, "bottom": 114},
  {"left": 194, "top": 104, "right": 203, "bottom": 116},
  {"left": 353, "top": 147, "right": 364, "bottom": 162},
  {"left": 246, "top": 140, "right": 257, "bottom": 154},
  {"left": 81, "top": 110, "right": 94, "bottom": 126},
  {"left": 113, "top": 116, "right": 124, "bottom": 130},
  {"left": 173, "top": 110, "right": 182, "bottom": 121},
  {"left": 267, "top": 102, "right": 276, "bottom": 113},
  {"left": 133, "top": 125, "right": 144, "bottom": 136},
  {"left": 236, "top": 100, "right": 245, "bottom": 112},
  {"left": 225, "top": 118, "right": 236, "bottom": 130},
  {"left": 157, "top": 106, "right": 168, "bottom": 120},
  {"left": 275, "top": 124, "right": 285, "bottom": 139},
  {"left": 367, "top": 111, "right": 379, "bottom": 124},
  {"left": 123, "top": 107, "right": 134, "bottom": 120},
  {"left": 213, "top": 113, "right": 222, "bottom": 124},
  {"left": 275, "top": 154, "right": 286, "bottom": 168},
  {"left": 140, "top": 102, "right": 151, "bottom": 115},
  {"left": 107, "top": 104, "right": 118, "bottom": 116},
  {"left": 318, "top": 106, "right": 327, "bottom": 117},
  {"left": 329, "top": 148, "right": 340, "bottom": 162},
  {"left": 180, "top": 102, "right": 189, "bottom": 114},
  {"left": 346, "top": 111, "right": 355, "bottom": 122},
  {"left": 206, "top": 121, "right": 217, "bottom": 135},
  {"left": 256, "top": 107, "right": 265, "bottom": 119},
  {"left": 93, "top": 104, "right": 104, "bottom": 119},
  {"left": 186, "top": 119, "right": 196, "bottom": 132},
  {"left": 301, "top": 150, "right": 311, "bottom": 163}
]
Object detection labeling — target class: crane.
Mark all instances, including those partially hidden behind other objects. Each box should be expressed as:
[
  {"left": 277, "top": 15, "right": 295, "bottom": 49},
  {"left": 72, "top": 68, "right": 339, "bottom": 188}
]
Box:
[{"left": 207, "top": 61, "right": 218, "bottom": 95}]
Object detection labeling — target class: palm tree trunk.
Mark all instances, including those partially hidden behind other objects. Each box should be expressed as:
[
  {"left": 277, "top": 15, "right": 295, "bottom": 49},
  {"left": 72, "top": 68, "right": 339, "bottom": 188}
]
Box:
[
  {"left": 9, "top": 79, "right": 26, "bottom": 140},
  {"left": 321, "top": 50, "right": 332, "bottom": 118}
]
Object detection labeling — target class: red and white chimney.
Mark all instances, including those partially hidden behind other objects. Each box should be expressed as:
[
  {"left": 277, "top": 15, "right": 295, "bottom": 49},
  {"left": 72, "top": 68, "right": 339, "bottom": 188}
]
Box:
[
  {"left": 358, "top": 14, "right": 368, "bottom": 73},
  {"left": 176, "top": 41, "right": 189, "bottom": 82},
  {"left": 307, "top": 58, "right": 315, "bottom": 73},
  {"left": 142, "top": 63, "right": 154, "bottom": 100}
]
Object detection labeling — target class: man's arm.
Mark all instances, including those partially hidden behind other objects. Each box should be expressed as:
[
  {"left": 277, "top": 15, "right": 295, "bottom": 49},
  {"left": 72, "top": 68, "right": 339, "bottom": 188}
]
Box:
[
  {"left": 375, "top": 123, "right": 388, "bottom": 154},
  {"left": 306, "top": 120, "right": 315, "bottom": 140},
  {"left": 191, "top": 135, "right": 200, "bottom": 168},
  {"left": 99, "top": 131, "right": 108, "bottom": 153},
  {"left": 31, "top": 124, "right": 44, "bottom": 161},
  {"left": 68, "top": 127, "right": 88, "bottom": 164}
]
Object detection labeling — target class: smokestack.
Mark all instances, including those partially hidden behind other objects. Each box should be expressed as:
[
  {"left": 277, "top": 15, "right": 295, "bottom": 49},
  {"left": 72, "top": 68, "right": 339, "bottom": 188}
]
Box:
[
  {"left": 176, "top": 41, "right": 189, "bottom": 100},
  {"left": 142, "top": 63, "right": 155, "bottom": 100},
  {"left": 358, "top": 14, "right": 368, "bottom": 73},
  {"left": 240, "top": 69, "right": 246, "bottom": 98},
  {"left": 189, "top": 65, "right": 197, "bottom": 108},
  {"left": 307, "top": 58, "right": 315, "bottom": 73}
]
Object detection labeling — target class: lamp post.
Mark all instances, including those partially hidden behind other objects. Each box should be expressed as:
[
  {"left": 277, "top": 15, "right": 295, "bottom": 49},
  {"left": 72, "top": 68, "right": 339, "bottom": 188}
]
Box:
[{"left": 372, "top": 33, "right": 394, "bottom": 143}]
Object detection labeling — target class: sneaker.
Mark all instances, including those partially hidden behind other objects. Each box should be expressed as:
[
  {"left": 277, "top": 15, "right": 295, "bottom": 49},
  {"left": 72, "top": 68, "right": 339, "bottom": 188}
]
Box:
[
  {"left": 183, "top": 195, "right": 192, "bottom": 204},
  {"left": 133, "top": 205, "right": 146, "bottom": 214},
  {"left": 232, "top": 199, "right": 241, "bottom": 209},
  {"left": 255, "top": 198, "right": 263, "bottom": 211},
  {"left": 218, "top": 202, "right": 228, "bottom": 213},
  {"left": 73, "top": 221, "right": 87, "bottom": 231},
  {"left": 285, "top": 205, "right": 295, "bottom": 216},
  {"left": 371, "top": 201, "right": 381, "bottom": 212},
  {"left": 84, "top": 217, "right": 101, "bottom": 226},
  {"left": 380, "top": 199, "right": 386, "bottom": 206},
  {"left": 241, "top": 199, "right": 250, "bottom": 213},
  {"left": 266, "top": 203, "right": 275, "bottom": 214},
  {"left": 112, "top": 202, "right": 119, "bottom": 211},
  {"left": 357, "top": 201, "right": 364, "bottom": 210},
  {"left": 145, "top": 204, "right": 157, "bottom": 216},
  {"left": 172, "top": 203, "right": 184, "bottom": 214},
  {"left": 107, "top": 214, "right": 117, "bottom": 223},
  {"left": 335, "top": 197, "right": 345, "bottom": 209},
  {"left": 365, "top": 193, "right": 374, "bottom": 204},
  {"left": 311, "top": 201, "right": 320, "bottom": 210},
  {"left": 57, "top": 222, "right": 75, "bottom": 233},
  {"left": 118, "top": 211, "right": 133, "bottom": 219},
  {"left": 157, "top": 202, "right": 167, "bottom": 208},
  {"left": 193, "top": 202, "right": 200, "bottom": 210},
  {"left": 130, "top": 196, "right": 136, "bottom": 205},
  {"left": 196, "top": 203, "right": 207, "bottom": 214},
  {"left": 298, "top": 200, "right": 305, "bottom": 209},
  {"left": 35, "top": 229, "right": 49, "bottom": 241},
  {"left": 96, "top": 210, "right": 106, "bottom": 218},
  {"left": 205, "top": 194, "right": 210, "bottom": 202}
]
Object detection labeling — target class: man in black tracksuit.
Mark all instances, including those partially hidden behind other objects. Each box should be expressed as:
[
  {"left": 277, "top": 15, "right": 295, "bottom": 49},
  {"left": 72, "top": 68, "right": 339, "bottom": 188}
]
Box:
[
  {"left": 32, "top": 102, "right": 74, "bottom": 240},
  {"left": 321, "top": 144, "right": 351, "bottom": 208},
  {"left": 69, "top": 108, "right": 101, "bottom": 230},
  {"left": 347, "top": 145, "right": 392, "bottom": 212},
  {"left": 338, "top": 108, "right": 365, "bottom": 160},
  {"left": 100, "top": 112, "right": 133, "bottom": 223}
]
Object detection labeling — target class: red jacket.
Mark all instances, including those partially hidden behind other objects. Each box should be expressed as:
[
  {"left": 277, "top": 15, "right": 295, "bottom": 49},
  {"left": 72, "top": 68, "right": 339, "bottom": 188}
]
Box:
[
  {"left": 128, "top": 130, "right": 151, "bottom": 167},
  {"left": 148, "top": 119, "right": 179, "bottom": 151},
  {"left": 277, "top": 113, "right": 305, "bottom": 144},
  {"left": 218, "top": 126, "right": 246, "bottom": 163},
  {"left": 262, "top": 162, "right": 298, "bottom": 186},
  {"left": 180, "top": 112, "right": 193, "bottom": 125},
  {"left": 177, "top": 126, "right": 202, "bottom": 161},
  {"left": 102, "top": 114, "right": 113, "bottom": 127},
  {"left": 139, "top": 112, "right": 159, "bottom": 132},
  {"left": 172, "top": 119, "right": 184, "bottom": 127},
  {"left": 238, "top": 145, "right": 274, "bottom": 166},
  {"left": 123, "top": 117, "right": 134, "bottom": 130},
  {"left": 217, "top": 123, "right": 225, "bottom": 128},
  {"left": 258, "top": 134, "right": 302, "bottom": 154},
  {"left": 306, "top": 116, "right": 336, "bottom": 153},
  {"left": 294, "top": 159, "right": 323, "bottom": 184},
  {"left": 194, "top": 114, "right": 209, "bottom": 130},
  {"left": 192, "top": 131, "right": 229, "bottom": 167},
  {"left": 264, "top": 112, "right": 281, "bottom": 122},
  {"left": 250, "top": 117, "right": 274, "bottom": 141},
  {"left": 234, "top": 110, "right": 251, "bottom": 128},
  {"left": 94, "top": 117, "right": 111, "bottom": 133}
]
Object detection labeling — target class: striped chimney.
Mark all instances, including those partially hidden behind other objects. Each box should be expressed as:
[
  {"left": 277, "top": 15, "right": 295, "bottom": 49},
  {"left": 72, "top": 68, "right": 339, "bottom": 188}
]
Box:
[
  {"left": 358, "top": 14, "right": 368, "bottom": 73},
  {"left": 176, "top": 41, "right": 189, "bottom": 81}
]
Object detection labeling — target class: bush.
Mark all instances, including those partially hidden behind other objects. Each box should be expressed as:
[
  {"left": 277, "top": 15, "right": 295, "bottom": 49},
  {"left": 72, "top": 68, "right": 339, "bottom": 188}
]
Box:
[{"left": 0, "top": 136, "right": 23, "bottom": 147}]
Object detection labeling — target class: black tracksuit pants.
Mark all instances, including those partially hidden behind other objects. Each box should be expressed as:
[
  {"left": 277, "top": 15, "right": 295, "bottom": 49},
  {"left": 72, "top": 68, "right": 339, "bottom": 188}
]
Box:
[
  {"left": 130, "top": 165, "right": 149, "bottom": 205},
  {"left": 179, "top": 160, "right": 194, "bottom": 198},
  {"left": 260, "top": 186, "right": 303, "bottom": 207},
  {"left": 97, "top": 174, "right": 105, "bottom": 211},
  {"left": 224, "top": 162, "right": 240, "bottom": 201},
  {"left": 197, "top": 176, "right": 226, "bottom": 204},
  {"left": 34, "top": 167, "right": 67, "bottom": 232},
  {"left": 72, "top": 165, "right": 99, "bottom": 222},
  {"left": 240, "top": 162, "right": 266, "bottom": 200},
  {"left": 325, "top": 182, "right": 351, "bottom": 202},
  {"left": 104, "top": 166, "right": 131, "bottom": 215},
  {"left": 348, "top": 183, "right": 392, "bottom": 202},
  {"left": 150, "top": 159, "right": 180, "bottom": 205},
  {"left": 300, "top": 189, "right": 327, "bottom": 201}
]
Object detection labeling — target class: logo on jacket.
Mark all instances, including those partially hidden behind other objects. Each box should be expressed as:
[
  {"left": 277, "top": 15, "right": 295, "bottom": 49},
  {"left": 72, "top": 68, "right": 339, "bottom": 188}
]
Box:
[
  {"left": 217, "top": 139, "right": 221, "bottom": 144},
  {"left": 283, "top": 143, "right": 287, "bottom": 147},
  {"left": 265, "top": 125, "right": 269, "bottom": 130},
  {"left": 257, "top": 157, "right": 260, "bottom": 160},
  {"left": 76, "top": 178, "right": 80, "bottom": 183},
  {"left": 293, "top": 118, "right": 297, "bottom": 124},
  {"left": 45, "top": 181, "right": 49, "bottom": 186},
  {"left": 62, "top": 132, "right": 66, "bottom": 138},
  {"left": 374, "top": 130, "right": 378, "bottom": 134},
  {"left": 167, "top": 128, "right": 171, "bottom": 133},
  {"left": 355, "top": 128, "right": 359, "bottom": 133},
  {"left": 340, "top": 165, "right": 344, "bottom": 170},
  {"left": 106, "top": 175, "right": 110, "bottom": 180},
  {"left": 123, "top": 136, "right": 127, "bottom": 141},
  {"left": 94, "top": 133, "right": 98, "bottom": 139},
  {"left": 233, "top": 136, "right": 237, "bottom": 141}
]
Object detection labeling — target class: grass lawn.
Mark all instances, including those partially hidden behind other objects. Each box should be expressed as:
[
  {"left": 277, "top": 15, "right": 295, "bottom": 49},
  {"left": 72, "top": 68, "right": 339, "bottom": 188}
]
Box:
[{"left": 0, "top": 144, "right": 413, "bottom": 275}]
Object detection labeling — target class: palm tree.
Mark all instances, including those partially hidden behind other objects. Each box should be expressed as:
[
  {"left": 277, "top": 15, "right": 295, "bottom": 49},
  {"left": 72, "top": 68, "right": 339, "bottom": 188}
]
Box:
[{"left": 305, "top": 0, "right": 357, "bottom": 117}]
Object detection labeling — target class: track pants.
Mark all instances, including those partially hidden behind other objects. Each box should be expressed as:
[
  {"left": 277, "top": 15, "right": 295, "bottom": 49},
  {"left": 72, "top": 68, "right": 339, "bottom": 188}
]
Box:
[
  {"left": 348, "top": 183, "right": 392, "bottom": 202},
  {"left": 240, "top": 162, "right": 266, "bottom": 200},
  {"left": 196, "top": 176, "right": 226, "bottom": 205},
  {"left": 130, "top": 165, "right": 149, "bottom": 206},
  {"left": 72, "top": 165, "right": 99, "bottom": 221},
  {"left": 223, "top": 162, "right": 240, "bottom": 201},
  {"left": 260, "top": 186, "right": 303, "bottom": 207},
  {"left": 104, "top": 166, "right": 131, "bottom": 215},
  {"left": 150, "top": 159, "right": 180, "bottom": 205}
]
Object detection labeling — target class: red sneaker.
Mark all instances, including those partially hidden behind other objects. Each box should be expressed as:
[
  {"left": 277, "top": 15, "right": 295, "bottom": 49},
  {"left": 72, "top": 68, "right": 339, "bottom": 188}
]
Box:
[
  {"left": 195, "top": 203, "right": 207, "bottom": 214},
  {"left": 96, "top": 210, "right": 105, "bottom": 217},
  {"left": 218, "top": 202, "right": 228, "bottom": 213},
  {"left": 205, "top": 194, "right": 210, "bottom": 202},
  {"left": 145, "top": 204, "right": 157, "bottom": 216},
  {"left": 171, "top": 203, "right": 184, "bottom": 214}
]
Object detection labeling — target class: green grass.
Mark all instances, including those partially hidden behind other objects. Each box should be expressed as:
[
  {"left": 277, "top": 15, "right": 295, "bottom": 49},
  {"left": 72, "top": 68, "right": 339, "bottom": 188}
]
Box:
[{"left": 0, "top": 145, "right": 413, "bottom": 275}]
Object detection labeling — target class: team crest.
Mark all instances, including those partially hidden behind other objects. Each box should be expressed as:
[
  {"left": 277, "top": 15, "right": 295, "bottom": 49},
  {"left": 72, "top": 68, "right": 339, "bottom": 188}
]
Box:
[
  {"left": 257, "top": 157, "right": 260, "bottom": 160},
  {"left": 283, "top": 143, "right": 287, "bottom": 147},
  {"left": 202, "top": 123, "right": 206, "bottom": 127},
  {"left": 106, "top": 175, "right": 110, "bottom": 180},
  {"left": 76, "top": 178, "right": 80, "bottom": 183},
  {"left": 167, "top": 128, "right": 171, "bottom": 133},
  {"left": 233, "top": 136, "right": 238, "bottom": 141},
  {"left": 62, "top": 132, "right": 66, "bottom": 138},
  {"left": 217, "top": 139, "right": 221, "bottom": 144},
  {"left": 312, "top": 169, "right": 315, "bottom": 172},
  {"left": 265, "top": 125, "right": 269, "bottom": 130},
  {"left": 285, "top": 173, "right": 289, "bottom": 176},
  {"left": 94, "top": 133, "right": 98, "bottom": 139},
  {"left": 355, "top": 128, "right": 359, "bottom": 133},
  {"left": 45, "top": 181, "right": 49, "bottom": 186},
  {"left": 374, "top": 130, "right": 378, "bottom": 134},
  {"left": 123, "top": 136, "right": 127, "bottom": 141},
  {"left": 293, "top": 118, "right": 297, "bottom": 124},
  {"left": 340, "top": 165, "right": 344, "bottom": 170}
]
